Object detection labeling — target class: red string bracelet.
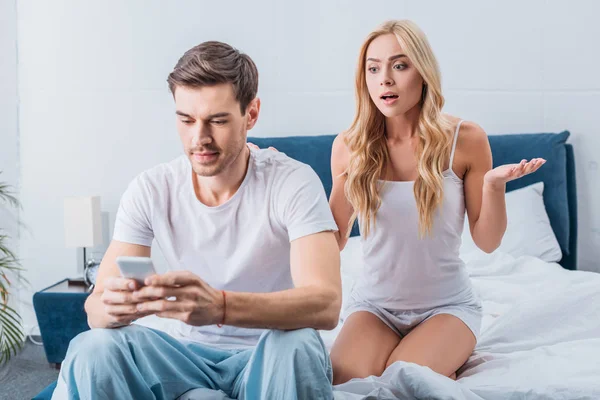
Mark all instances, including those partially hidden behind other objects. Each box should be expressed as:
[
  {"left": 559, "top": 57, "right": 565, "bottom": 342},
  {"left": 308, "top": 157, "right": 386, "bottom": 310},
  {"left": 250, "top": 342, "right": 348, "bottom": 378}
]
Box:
[{"left": 217, "top": 290, "right": 226, "bottom": 328}]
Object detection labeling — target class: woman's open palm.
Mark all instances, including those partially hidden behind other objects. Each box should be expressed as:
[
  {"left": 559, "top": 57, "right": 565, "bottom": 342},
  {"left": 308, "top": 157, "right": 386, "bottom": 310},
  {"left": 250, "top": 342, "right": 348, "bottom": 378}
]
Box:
[{"left": 484, "top": 158, "right": 546, "bottom": 186}]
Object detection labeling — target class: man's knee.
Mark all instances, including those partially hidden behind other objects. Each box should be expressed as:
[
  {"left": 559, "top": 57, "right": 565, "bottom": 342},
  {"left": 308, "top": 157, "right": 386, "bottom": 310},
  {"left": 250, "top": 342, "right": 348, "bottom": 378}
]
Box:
[
  {"left": 64, "top": 327, "right": 135, "bottom": 371},
  {"left": 260, "top": 328, "right": 329, "bottom": 367},
  {"left": 262, "top": 328, "right": 322, "bottom": 352}
]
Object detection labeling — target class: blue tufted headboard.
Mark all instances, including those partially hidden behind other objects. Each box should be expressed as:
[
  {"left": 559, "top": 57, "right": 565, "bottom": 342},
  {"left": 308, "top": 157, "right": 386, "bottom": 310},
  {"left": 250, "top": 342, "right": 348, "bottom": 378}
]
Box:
[{"left": 248, "top": 132, "right": 577, "bottom": 270}]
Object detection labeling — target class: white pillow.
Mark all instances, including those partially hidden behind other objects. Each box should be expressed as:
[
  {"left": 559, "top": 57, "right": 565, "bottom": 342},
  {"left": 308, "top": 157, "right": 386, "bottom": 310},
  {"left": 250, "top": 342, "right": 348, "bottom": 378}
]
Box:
[{"left": 460, "top": 182, "right": 562, "bottom": 262}]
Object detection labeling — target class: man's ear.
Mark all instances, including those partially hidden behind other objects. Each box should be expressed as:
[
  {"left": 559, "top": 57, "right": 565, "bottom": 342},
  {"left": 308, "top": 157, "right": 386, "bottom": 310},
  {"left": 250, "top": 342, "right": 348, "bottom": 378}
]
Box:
[{"left": 246, "top": 98, "right": 261, "bottom": 130}]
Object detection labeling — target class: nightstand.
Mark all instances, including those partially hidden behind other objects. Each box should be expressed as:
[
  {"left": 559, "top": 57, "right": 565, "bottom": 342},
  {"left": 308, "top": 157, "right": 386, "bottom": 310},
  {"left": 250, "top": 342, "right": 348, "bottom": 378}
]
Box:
[{"left": 32, "top": 278, "right": 91, "bottom": 367}]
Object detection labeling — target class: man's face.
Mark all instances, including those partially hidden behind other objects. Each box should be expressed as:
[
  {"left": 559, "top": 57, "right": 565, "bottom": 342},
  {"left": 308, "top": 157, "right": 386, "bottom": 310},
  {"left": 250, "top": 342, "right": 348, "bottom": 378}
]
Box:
[{"left": 174, "top": 83, "right": 258, "bottom": 177}]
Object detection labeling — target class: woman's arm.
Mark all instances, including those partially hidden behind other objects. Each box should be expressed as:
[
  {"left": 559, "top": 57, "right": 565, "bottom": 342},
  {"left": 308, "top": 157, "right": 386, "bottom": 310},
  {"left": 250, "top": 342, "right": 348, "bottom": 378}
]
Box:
[
  {"left": 330, "top": 134, "right": 355, "bottom": 251},
  {"left": 462, "top": 123, "right": 545, "bottom": 253}
]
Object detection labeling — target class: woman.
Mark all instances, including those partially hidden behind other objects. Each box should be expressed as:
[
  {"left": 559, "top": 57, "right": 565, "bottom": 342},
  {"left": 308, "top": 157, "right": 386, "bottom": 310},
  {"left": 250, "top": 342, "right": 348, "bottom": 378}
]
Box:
[
  {"left": 327, "top": 20, "right": 544, "bottom": 384},
  {"left": 248, "top": 19, "right": 545, "bottom": 383}
]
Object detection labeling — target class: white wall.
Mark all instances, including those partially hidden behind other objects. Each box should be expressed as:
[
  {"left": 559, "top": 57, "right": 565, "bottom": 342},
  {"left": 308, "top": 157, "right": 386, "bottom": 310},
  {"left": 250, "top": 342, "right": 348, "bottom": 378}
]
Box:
[
  {"left": 12, "top": 0, "right": 600, "bottom": 329},
  {"left": 0, "top": 0, "right": 19, "bottom": 220},
  {"left": 0, "top": 0, "right": 21, "bottom": 321}
]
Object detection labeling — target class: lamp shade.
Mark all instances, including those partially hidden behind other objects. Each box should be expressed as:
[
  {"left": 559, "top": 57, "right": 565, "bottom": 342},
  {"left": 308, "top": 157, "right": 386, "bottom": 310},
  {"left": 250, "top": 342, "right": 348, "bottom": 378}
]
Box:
[{"left": 64, "top": 196, "right": 103, "bottom": 248}]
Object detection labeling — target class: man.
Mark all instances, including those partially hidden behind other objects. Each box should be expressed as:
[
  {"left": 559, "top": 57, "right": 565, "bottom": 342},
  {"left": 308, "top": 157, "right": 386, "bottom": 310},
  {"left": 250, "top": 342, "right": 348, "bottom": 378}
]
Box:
[{"left": 52, "top": 41, "right": 341, "bottom": 400}]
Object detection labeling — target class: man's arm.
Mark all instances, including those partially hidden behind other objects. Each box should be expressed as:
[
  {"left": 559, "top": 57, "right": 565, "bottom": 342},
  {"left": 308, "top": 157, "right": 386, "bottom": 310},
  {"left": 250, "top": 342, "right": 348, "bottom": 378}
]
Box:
[
  {"left": 136, "top": 230, "right": 342, "bottom": 331},
  {"left": 225, "top": 230, "right": 341, "bottom": 330},
  {"left": 85, "top": 240, "right": 152, "bottom": 329}
]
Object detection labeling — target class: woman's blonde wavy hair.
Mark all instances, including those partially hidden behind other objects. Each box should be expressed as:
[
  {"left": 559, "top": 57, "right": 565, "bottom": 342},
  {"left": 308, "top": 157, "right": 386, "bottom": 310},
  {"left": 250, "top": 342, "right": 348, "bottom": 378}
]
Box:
[{"left": 344, "top": 20, "right": 453, "bottom": 238}]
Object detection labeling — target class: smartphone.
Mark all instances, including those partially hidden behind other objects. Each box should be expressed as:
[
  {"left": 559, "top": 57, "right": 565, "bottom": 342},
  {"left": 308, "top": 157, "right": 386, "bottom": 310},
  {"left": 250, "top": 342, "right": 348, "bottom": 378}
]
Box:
[{"left": 115, "top": 256, "right": 157, "bottom": 287}]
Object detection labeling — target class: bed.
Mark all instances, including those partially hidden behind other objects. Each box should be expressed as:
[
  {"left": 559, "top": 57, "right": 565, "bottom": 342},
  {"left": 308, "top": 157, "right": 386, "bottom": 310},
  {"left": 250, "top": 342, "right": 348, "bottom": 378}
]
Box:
[
  {"left": 250, "top": 131, "right": 600, "bottom": 399},
  {"left": 40, "top": 131, "right": 600, "bottom": 399}
]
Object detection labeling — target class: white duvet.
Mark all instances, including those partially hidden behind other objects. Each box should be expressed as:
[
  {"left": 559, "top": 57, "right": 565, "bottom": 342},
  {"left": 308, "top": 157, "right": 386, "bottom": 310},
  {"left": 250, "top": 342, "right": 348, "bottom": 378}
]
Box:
[
  {"left": 53, "top": 239, "right": 600, "bottom": 400},
  {"left": 329, "top": 239, "right": 600, "bottom": 399}
]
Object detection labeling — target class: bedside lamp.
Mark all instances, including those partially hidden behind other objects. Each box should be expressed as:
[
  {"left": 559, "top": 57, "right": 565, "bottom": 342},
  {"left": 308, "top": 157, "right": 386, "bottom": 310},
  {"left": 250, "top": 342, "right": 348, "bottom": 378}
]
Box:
[{"left": 64, "top": 196, "right": 103, "bottom": 288}]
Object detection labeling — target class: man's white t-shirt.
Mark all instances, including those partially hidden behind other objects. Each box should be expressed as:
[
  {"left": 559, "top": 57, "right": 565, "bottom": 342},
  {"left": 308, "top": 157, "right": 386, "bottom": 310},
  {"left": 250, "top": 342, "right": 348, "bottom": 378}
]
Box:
[{"left": 113, "top": 148, "right": 338, "bottom": 349}]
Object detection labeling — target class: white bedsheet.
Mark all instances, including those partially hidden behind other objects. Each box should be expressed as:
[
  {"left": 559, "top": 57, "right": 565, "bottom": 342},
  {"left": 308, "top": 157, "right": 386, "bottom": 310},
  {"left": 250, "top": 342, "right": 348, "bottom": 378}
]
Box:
[
  {"left": 55, "top": 239, "right": 600, "bottom": 400},
  {"left": 331, "top": 241, "right": 600, "bottom": 399}
]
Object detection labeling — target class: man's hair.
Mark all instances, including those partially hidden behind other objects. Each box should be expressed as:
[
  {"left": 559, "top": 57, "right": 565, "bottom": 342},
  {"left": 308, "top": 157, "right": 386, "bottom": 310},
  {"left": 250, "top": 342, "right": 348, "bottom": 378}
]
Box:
[{"left": 167, "top": 41, "right": 259, "bottom": 114}]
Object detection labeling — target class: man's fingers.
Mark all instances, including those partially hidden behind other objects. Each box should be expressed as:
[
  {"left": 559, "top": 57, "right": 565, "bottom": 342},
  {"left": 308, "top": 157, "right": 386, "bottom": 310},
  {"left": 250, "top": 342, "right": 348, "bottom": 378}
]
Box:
[
  {"left": 104, "top": 276, "right": 138, "bottom": 291},
  {"left": 136, "top": 299, "right": 178, "bottom": 313},
  {"left": 105, "top": 303, "right": 139, "bottom": 316},
  {"left": 101, "top": 290, "right": 137, "bottom": 305},
  {"left": 145, "top": 271, "right": 199, "bottom": 287},
  {"left": 106, "top": 308, "right": 155, "bottom": 326},
  {"left": 155, "top": 311, "right": 186, "bottom": 321},
  {"left": 137, "top": 299, "right": 195, "bottom": 314},
  {"left": 133, "top": 285, "right": 190, "bottom": 301}
]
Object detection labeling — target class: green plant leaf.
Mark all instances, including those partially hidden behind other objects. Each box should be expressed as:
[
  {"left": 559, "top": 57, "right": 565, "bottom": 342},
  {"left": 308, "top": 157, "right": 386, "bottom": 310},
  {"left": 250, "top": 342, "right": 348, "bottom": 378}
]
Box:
[
  {"left": 1, "top": 325, "right": 23, "bottom": 352},
  {"left": 0, "top": 259, "right": 23, "bottom": 273},
  {"left": 1, "top": 318, "right": 22, "bottom": 345},
  {"left": 0, "top": 172, "right": 20, "bottom": 210},
  {"left": 0, "top": 238, "right": 17, "bottom": 258},
  {"left": 0, "top": 304, "right": 24, "bottom": 364},
  {"left": 0, "top": 306, "right": 24, "bottom": 330},
  {"left": 0, "top": 305, "right": 23, "bottom": 325},
  {"left": 0, "top": 174, "right": 25, "bottom": 364}
]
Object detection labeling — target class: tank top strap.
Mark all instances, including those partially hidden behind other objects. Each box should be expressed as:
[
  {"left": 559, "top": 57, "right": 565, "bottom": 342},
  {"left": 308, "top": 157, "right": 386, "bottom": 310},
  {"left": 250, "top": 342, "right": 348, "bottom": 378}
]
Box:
[{"left": 449, "top": 120, "right": 464, "bottom": 171}]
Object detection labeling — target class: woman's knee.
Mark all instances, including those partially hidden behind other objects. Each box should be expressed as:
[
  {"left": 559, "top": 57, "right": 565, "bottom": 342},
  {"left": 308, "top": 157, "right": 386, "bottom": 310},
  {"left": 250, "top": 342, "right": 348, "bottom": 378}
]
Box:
[{"left": 331, "top": 355, "right": 385, "bottom": 385}]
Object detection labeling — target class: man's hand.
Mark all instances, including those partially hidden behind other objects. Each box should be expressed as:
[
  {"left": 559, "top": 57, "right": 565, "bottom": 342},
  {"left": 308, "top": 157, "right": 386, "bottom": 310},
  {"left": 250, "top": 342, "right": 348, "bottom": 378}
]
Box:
[
  {"left": 100, "top": 276, "right": 156, "bottom": 328},
  {"left": 133, "top": 271, "right": 225, "bottom": 326}
]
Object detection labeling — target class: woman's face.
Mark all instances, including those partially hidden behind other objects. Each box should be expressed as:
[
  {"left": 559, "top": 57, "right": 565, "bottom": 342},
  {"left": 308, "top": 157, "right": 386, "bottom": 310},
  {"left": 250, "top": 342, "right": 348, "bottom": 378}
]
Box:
[{"left": 365, "top": 33, "right": 425, "bottom": 118}]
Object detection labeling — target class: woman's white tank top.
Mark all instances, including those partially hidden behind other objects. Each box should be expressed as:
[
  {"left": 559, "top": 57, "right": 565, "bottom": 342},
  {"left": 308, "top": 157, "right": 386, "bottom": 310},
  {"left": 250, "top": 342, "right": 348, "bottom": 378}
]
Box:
[{"left": 353, "top": 120, "right": 476, "bottom": 310}]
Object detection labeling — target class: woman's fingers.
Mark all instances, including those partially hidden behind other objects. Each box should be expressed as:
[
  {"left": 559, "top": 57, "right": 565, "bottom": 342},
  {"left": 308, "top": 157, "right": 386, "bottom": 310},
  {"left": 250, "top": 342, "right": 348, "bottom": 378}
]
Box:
[
  {"left": 499, "top": 157, "right": 547, "bottom": 183},
  {"left": 523, "top": 161, "right": 536, "bottom": 175},
  {"left": 523, "top": 158, "right": 546, "bottom": 175},
  {"left": 246, "top": 142, "right": 278, "bottom": 152}
]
